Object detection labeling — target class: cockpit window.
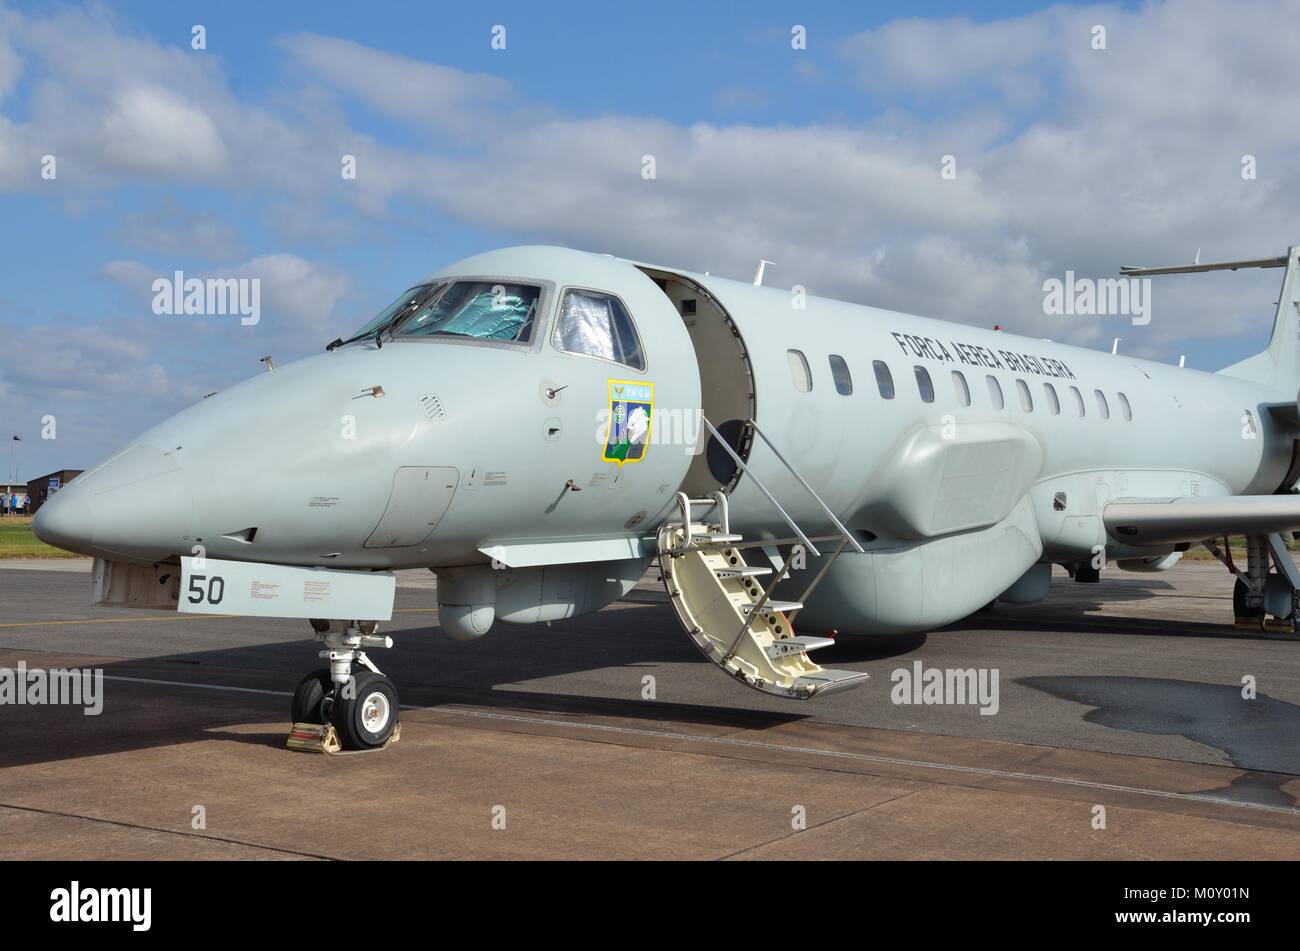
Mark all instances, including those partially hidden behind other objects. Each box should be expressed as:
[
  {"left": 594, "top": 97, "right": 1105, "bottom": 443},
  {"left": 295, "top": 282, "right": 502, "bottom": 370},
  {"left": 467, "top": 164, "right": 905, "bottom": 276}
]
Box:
[
  {"left": 394, "top": 281, "right": 540, "bottom": 341},
  {"left": 347, "top": 281, "right": 541, "bottom": 346},
  {"left": 346, "top": 283, "right": 445, "bottom": 342},
  {"left": 552, "top": 289, "right": 645, "bottom": 370}
]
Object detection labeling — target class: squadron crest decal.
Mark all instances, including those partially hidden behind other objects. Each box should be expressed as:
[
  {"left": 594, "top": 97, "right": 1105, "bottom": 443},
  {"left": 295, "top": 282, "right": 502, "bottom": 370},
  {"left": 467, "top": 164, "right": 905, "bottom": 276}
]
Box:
[{"left": 602, "top": 380, "right": 654, "bottom": 466}]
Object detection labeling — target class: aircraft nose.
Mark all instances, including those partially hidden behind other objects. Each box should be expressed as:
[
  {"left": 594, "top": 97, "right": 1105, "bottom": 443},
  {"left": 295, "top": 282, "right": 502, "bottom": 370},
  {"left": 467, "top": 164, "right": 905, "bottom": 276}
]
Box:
[
  {"left": 33, "top": 445, "right": 194, "bottom": 561},
  {"left": 31, "top": 488, "right": 93, "bottom": 552}
]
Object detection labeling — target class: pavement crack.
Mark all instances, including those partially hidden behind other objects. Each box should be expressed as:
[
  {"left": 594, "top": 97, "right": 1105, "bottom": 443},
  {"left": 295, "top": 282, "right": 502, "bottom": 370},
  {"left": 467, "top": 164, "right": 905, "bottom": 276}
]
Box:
[
  {"left": 713, "top": 787, "right": 934, "bottom": 860},
  {"left": 0, "top": 802, "right": 340, "bottom": 860}
]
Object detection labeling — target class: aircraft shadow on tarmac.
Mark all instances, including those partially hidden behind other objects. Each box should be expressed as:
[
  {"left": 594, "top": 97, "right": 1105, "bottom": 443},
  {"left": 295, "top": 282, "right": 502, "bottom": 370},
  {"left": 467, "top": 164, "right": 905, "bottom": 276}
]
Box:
[
  {"left": 4, "top": 583, "right": 1296, "bottom": 800},
  {"left": 1020, "top": 676, "right": 1300, "bottom": 806},
  {"left": 945, "top": 581, "right": 1299, "bottom": 644},
  {"left": 1, "top": 600, "right": 824, "bottom": 768}
]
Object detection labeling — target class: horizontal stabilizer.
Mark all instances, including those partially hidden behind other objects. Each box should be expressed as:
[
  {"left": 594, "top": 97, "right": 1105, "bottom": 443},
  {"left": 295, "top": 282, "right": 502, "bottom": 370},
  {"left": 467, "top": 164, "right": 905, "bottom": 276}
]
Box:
[
  {"left": 1119, "top": 255, "right": 1287, "bottom": 277},
  {"left": 1104, "top": 495, "right": 1300, "bottom": 545}
]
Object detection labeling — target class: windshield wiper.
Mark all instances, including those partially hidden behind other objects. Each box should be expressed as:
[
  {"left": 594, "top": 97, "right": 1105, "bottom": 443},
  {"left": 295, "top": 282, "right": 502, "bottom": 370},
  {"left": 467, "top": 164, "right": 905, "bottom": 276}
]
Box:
[{"left": 328, "top": 282, "right": 450, "bottom": 352}]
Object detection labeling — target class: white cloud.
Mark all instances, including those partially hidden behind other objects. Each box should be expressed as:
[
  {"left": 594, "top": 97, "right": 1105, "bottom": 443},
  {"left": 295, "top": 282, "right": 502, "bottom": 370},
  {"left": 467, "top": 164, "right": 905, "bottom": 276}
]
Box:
[
  {"left": 0, "top": 318, "right": 187, "bottom": 401},
  {"left": 97, "top": 86, "right": 228, "bottom": 179},
  {"left": 237, "top": 253, "right": 351, "bottom": 335},
  {"left": 277, "top": 33, "right": 513, "bottom": 136},
  {"left": 839, "top": 9, "right": 1068, "bottom": 107},
  {"left": 101, "top": 253, "right": 352, "bottom": 337},
  {"left": 116, "top": 199, "right": 245, "bottom": 259},
  {"left": 4, "top": 1, "right": 1300, "bottom": 358},
  {"left": 0, "top": 10, "right": 21, "bottom": 103}
]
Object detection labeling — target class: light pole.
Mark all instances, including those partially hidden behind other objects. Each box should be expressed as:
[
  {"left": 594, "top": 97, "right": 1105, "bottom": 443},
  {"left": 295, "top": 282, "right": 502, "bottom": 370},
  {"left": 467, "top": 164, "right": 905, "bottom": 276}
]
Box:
[{"left": 8, "top": 409, "right": 19, "bottom": 501}]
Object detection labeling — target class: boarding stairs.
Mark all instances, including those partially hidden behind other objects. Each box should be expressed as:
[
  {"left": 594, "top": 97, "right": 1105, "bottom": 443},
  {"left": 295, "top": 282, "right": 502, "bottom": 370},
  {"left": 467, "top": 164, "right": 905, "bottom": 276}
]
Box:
[{"left": 657, "top": 418, "right": 870, "bottom": 699}]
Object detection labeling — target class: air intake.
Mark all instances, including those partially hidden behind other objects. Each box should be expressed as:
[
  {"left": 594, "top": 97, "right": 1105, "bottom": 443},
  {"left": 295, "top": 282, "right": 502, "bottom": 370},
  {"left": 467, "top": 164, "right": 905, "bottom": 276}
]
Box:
[{"left": 418, "top": 394, "right": 446, "bottom": 421}]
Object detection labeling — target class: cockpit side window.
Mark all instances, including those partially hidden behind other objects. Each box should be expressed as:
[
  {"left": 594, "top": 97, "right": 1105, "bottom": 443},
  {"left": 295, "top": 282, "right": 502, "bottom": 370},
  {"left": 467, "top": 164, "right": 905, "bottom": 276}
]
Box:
[{"left": 552, "top": 289, "right": 645, "bottom": 370}]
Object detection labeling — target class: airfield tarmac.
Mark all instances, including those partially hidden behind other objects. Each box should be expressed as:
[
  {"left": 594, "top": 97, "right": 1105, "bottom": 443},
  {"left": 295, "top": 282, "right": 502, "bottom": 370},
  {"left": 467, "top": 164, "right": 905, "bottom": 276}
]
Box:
[{"left": 0, "top": 558, "right": 1298, "bottom": 860}]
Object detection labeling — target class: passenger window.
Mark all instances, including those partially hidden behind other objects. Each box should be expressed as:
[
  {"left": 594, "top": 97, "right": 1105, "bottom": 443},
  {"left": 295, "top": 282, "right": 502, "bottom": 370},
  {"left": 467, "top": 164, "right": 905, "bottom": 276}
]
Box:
[
  {"left": 914, "top": 366, "right": 934, "bottom": 403},
  {"left": 828, "top": 354, "right": 853, "bottom": 395},
  {"left": 951, "top": 371, "right": 970, "bottom": 406},
  {"left": 1070, "top": 386, "right": 1085, "bottom": 416},
  {"left": 986, "top": 375, "right": 1004, "bottom": 410},
  {"left": 553, "top": 289, "right": 645, "bottom": 370},
  {"left": 873, "top": 360, "right": 895, "bottom": 399},
  {"left": 1016, "top": 379, "right": 1033, "bottom": 412},
  {"left": 787, "top": 350, "right": 812, "bottom": 392},
  {"left": 1043, "top": 383, "right": 1061, "bottom": 415},
  {"left": 1119, "top": 392, "right": 1133, "bottom": 421},
  {"left": 1095, "top": 389, "right": 1110, "bottom": 419}
]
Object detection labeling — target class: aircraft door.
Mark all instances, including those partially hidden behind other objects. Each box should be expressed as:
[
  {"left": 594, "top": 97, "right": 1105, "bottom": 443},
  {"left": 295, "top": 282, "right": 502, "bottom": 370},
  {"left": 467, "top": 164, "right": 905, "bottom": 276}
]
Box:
[{"left": 538, "top": 275, "right": 700, "bottom": 533}]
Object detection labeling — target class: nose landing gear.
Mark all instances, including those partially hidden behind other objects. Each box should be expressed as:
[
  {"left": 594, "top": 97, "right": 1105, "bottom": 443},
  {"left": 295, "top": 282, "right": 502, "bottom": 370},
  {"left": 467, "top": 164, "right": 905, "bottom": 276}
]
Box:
[{"left": 287, "top": 621, "right": 401, "bottom": 753}]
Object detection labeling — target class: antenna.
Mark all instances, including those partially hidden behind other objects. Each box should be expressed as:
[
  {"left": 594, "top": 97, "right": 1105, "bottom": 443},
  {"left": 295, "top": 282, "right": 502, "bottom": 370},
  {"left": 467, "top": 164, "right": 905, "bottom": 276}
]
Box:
[
  {"left": 1111, "top": 337, "right": 1120, "bottom": 354},
  {"left": 753, "top": 259, "right": 774, "bottom": 286},
  {"left": 1179, "top": 355, "right": 1186, "bottom": 367}
]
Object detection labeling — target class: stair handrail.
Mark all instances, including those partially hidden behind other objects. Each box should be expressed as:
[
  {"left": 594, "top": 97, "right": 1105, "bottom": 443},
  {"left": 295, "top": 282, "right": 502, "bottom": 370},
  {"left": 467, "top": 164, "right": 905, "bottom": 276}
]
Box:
[
  {"left": 673, "top": 492, "right": 695, "bottom": 551},
  {"left": 724, "top": 544, "right": 804, "bottom": 662},
  {"left": 742, "top": 419, "right": 866, "bottom": 555},
  {"left": 701, "top": 417, "right": 821, "bottom": 557}
]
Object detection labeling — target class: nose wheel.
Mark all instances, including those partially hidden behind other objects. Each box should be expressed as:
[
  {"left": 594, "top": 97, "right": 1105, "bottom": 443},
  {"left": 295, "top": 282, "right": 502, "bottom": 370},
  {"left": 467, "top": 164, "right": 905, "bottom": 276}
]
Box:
[
  {"left": 333, "top": 671, "right": 399, "bottom": 749},
  {"left": 289, "top": 622, "right": 401, "bottom": 752},
  {"left": 290, "top": 668, "right": 334, "bottom": 724}
]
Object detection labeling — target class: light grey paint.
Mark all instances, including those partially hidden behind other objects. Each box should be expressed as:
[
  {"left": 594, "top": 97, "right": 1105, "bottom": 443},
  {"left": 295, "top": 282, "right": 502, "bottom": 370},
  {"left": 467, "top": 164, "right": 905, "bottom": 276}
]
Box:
[{"left": 34, "top": 244, "right": 1300, "bottom": 637}]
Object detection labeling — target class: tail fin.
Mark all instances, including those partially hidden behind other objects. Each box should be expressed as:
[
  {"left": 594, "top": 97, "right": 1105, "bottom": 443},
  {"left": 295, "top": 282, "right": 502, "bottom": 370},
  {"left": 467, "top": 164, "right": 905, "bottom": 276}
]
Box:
[{"left": 1217, "top": 246, "right": 1300, "bottom": 389}]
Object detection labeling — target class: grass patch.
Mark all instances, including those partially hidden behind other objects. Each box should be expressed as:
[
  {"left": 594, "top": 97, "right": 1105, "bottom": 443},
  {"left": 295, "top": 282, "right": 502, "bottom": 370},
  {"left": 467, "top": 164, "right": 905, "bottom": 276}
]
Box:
[
  {"left": 1179, "top": 535, "right": 1295, "bottom": 562},
  {"left": 0, "top": 516, "right": 83, "bottom": 558}
]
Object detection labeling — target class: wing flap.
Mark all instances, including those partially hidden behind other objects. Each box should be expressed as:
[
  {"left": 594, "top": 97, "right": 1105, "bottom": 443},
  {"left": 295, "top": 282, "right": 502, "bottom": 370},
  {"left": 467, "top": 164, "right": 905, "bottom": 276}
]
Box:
[{"left": 1104, "top": 495, "right": 1300, "bottom": 545}]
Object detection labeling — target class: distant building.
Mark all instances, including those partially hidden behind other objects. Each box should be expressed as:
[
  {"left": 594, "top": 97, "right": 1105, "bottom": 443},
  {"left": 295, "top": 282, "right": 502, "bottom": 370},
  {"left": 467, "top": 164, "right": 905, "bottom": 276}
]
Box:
[{"left": 26, "top": 470, "right": 84, "bottom": 514}]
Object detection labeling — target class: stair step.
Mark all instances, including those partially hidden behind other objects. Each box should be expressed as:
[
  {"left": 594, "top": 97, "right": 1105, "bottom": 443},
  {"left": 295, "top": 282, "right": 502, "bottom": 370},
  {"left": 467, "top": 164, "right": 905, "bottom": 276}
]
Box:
[
  {"left": 744, "top": 599, "right": 802, "bottom": 615},
  {"left": 689, "top": 533, "right": 743, "bottom": 546},
  {"left": 793, "top": 668, "right": 871, "bottom": 697},
  {"left": 714, "top": 565, "right": 772, "bottom": 579},
  {"left": 766, "top": 634, "right": 835, "bottom": 658}
]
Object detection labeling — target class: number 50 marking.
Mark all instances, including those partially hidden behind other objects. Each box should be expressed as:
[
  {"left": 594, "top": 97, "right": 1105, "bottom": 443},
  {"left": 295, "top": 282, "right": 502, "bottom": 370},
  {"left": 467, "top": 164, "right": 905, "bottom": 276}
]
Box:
[{"left": 187, "top": 574, "right": 225, "bottom": 605}]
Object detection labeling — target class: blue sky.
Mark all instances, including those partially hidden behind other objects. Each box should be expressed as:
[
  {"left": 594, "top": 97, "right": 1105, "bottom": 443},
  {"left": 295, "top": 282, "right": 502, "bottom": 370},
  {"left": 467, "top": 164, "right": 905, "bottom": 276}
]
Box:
[{"left": 1, "top": 0, "right": 1296, "bottom": 479}]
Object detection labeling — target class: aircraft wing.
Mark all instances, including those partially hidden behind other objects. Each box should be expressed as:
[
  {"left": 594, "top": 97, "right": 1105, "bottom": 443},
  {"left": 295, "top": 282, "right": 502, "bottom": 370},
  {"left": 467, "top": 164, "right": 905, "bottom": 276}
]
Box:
[{"left": 1103, "top": 495, "right": 1300, "bottom": 545}]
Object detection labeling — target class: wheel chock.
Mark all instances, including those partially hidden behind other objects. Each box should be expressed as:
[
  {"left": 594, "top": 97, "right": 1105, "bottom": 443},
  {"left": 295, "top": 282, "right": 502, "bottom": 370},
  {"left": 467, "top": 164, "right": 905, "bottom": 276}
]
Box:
[
  {"left": 287, "top": 721, "right": 342, "bottom": 754},
  {"left": 286, "top": 721, "right": 401, "bottom": 755}
]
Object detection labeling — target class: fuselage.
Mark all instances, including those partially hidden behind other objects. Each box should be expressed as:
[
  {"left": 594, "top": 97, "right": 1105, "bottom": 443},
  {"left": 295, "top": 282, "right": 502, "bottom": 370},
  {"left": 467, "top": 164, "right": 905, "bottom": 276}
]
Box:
[{"left": 34, "top": 245, "right": 1296, "bottom": 635}]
